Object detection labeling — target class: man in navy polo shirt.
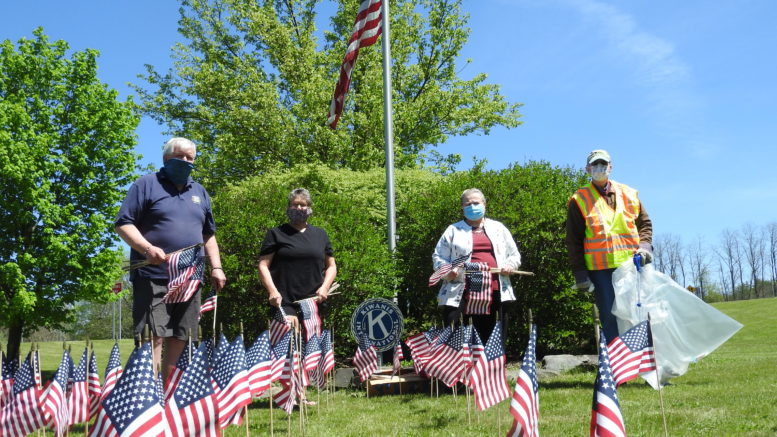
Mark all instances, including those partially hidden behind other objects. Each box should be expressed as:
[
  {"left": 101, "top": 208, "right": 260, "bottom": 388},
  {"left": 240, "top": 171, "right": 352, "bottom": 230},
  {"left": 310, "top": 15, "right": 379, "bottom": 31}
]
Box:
[{"left": 115, "top": 137, "right": 226, "bottom": 382}]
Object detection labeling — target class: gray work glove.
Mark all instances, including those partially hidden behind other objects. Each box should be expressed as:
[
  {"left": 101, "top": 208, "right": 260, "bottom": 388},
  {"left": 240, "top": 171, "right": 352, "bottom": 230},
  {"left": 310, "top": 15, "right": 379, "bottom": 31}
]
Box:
[
  {"left": 635, "top": 244, "right": 653, "bottom": 267},
  {"left": 574, "top": 270, "right": 593, "bottom": 291}
]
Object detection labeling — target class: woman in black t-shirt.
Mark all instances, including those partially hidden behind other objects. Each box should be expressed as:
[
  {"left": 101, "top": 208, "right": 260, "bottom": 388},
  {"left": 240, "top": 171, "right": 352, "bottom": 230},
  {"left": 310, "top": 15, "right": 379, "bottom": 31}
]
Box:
[{"left": 258, "top": 188, "right": 337, "bottom": 329}]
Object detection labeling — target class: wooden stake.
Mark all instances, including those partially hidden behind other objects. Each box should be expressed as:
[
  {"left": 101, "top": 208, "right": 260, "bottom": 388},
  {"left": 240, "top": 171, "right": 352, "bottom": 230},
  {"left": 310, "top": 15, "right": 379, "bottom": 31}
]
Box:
[
  {"left": 593, "top": 305, "right": 601, "bottom": 356},
  {"left": 648, "top": 313, "right": 669, "bottom": 437},
  {"left": 268, "top": 320, "right": 274, "bottom": 437}
]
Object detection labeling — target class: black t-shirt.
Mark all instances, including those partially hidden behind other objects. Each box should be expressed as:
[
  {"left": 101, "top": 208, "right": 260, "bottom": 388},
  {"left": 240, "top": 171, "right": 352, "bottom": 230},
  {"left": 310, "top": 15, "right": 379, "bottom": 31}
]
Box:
[{"left": 260, "top": 224, "right": 334, "bottom": 313}]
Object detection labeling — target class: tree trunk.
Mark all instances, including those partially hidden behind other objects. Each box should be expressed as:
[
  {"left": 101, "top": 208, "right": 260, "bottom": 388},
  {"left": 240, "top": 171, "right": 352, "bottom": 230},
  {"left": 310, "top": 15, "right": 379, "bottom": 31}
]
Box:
[{"left": 6, "top": 319, "right": 24, "bottom": 361}]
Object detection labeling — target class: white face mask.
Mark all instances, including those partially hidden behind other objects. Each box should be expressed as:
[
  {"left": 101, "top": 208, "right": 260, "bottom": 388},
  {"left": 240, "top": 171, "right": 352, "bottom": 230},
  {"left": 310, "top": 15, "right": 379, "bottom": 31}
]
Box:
[{"left": 590, "top": 163, "right": 610, "bottom": 182}]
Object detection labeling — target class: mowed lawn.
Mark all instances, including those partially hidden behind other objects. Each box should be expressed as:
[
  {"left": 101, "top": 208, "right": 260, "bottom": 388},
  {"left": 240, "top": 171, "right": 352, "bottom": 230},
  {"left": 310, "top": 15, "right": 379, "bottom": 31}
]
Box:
[{"left": 23, "top": 297, "right": 777, "bottom": 436}]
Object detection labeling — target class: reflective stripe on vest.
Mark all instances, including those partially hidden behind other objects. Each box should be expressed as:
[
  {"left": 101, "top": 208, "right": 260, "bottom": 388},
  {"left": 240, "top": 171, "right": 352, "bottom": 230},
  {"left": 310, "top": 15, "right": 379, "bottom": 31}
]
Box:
[{"left": 571, "top": 181, "right": 640, "bottom": 270}]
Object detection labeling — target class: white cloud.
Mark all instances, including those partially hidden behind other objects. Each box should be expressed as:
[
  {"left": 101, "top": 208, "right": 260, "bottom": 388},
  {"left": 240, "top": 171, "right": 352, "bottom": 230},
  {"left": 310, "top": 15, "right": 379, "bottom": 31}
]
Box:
[{"left": 563, "top": 0, "right": 689, "bottom": 85}]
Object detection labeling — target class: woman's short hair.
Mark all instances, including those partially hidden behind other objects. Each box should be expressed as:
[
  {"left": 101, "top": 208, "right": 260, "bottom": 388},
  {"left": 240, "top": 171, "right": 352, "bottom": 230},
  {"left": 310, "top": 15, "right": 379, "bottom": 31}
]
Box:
[
  {"left": 461, "top": 188, "right": 486, "bottom": 205},
  {"left": 288, "top": 188, "right": 313, "bottom": 206},
  {"left": 162, "top": 137, "right": 197, "bottom": 157}
]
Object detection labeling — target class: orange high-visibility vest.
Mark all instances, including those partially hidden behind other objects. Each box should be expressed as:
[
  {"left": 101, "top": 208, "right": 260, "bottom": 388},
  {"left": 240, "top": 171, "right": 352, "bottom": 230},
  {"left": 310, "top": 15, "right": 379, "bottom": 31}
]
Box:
[{"left": 571, "top": 181, "right": 641, "bottom": 270}]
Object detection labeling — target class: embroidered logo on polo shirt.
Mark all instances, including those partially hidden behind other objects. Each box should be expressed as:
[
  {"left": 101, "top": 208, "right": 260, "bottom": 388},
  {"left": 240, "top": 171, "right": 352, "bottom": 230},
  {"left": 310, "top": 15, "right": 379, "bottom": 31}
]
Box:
[{"left": 192, "top": 195, "right": 201, "bottom": 204}]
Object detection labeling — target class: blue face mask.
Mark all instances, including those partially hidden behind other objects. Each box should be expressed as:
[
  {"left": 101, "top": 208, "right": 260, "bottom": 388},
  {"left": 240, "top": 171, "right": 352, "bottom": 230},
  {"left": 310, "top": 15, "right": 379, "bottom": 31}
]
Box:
[
  {"left": 163, "top": 158, "right": 194, "bottom": 185},
  {"left": 463, "top": 204, "right": 485, "bottom": 220}
]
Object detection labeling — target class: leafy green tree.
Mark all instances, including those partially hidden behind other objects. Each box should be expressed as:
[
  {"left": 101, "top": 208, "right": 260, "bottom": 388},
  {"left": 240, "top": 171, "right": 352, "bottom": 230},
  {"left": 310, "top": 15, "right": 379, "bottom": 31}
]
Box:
[
  {"left": 0, "top": 29, "right": 139, "bottom": 359},
  {"left": 134, "top": 0, "right": 522, "bottom": 188}
]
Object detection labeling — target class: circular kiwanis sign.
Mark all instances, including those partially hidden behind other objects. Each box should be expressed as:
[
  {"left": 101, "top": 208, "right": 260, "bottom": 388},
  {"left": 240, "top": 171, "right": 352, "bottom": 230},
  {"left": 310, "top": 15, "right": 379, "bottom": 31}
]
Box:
[{"left": 350, "top": 298, "right": 404, "bottom": 352}]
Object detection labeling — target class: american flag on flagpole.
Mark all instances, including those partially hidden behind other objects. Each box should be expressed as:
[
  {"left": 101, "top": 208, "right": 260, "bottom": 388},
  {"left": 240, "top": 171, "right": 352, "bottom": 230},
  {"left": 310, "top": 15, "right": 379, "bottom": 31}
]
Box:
[
  {"left": 392, "top": 342, "right": 404, "bottom": 376},
  {"left": 429, "top": 253, "right": 470, "bottom": 286},
  {"left": 211, "top": 335, "right": 252, "bottom": 429},
  {"left": 327, "top": 0, "right": 383, "bottom": 129},
  {"left": 68, "top": 348, "right": 90, "bottom": 425},
  {"left": 0, "top": 354, "right": 46, "bottom": 437},
  {"left": 274, "top": 336, "right": 301, "bottom": 415},
  {"left": 164, "top": 246, "right": 204, "bottom": 304},
  {"left": 423, "top": 325, "right": 471, "bottom": 387},
  {"left": 508, "top": 324, "right": 540, "bottom": 437},
  {"left": 246, "top": 330, "right": 272, "bottom": 398},
  {"left": 100, "top": 344, "right": 122, "bottom": 401},
  {"left": 591, "top": 332, "right": 627, "bottom": 437},
  {"left": 311, "top": 329, "right": 335, "bottom": 389},
  {"left": 42, "top": 350, "right": 72, "bottom": 437},
  {"left": 463, "top": 262, "right": 493, "bottom": 315},
  {"left": 0, "top": 352, "right": 15, "bottom": 408},
  {"left": 87, "top": 351, "right": 101, "bottom": 419},
  {"left": 405, "top": 326, "right": 442, "bottom": 375},
  {"left": 353, "top": 333, "right": 378, "bottom": 382},
  {"left": 462, "top": 325, "right": 485, "bottom": 386},
  {"left": 269, "top": 307, "right": 291, "bottom": 347},
  {"left": 299, "top": 298, "right": 322, "bottom": 340},
  {"left": 89, "top": 342, "right": 166, "bottom": 437},
  {"left": 607, "top": 320, "right": 656, "bottom": 386},
  {"left": 211, "top": 333, "right": 229, "bottom": 368},
  {"left": 469, "top": 322, "right": 510, "bottom": 411},
  {"left": 303, "top": 334, "right": 322, "bottom": 378},
  {"left": 270, "top": 330, "right": 292, "bottom": 384},
  {"left": 163, "top": 349, "right": 190, "bottom": 403},
  {"left": 164, "top": 342, "right": 219, "bottom": 437},
  {"left": 199, "top": 289, "right": 217, "bottom": 315}
]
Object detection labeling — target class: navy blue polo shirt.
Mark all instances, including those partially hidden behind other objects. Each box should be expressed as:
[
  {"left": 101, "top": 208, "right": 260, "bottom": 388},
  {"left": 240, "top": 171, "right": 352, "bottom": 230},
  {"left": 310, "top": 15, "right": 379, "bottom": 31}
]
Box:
[{"left": 115, "top": 170, "right": 216, "bottom": 280}]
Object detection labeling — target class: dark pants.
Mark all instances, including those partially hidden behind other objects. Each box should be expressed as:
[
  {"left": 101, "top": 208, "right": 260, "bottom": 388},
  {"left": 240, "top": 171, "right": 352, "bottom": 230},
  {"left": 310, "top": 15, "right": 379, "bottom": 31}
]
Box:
[
  {"left": 589, "top": 268, "right": 619, "bottom": 343},
  {"left": 442, "top": 289, "right": 503, "bottom": 342},
  {"left": 132, "top": 278, "right": 201, "bottom": 341}
]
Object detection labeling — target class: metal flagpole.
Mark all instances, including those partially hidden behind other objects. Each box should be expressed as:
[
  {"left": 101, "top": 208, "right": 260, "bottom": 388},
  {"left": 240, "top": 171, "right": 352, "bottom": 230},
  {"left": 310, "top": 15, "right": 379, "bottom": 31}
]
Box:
[
  {"left": 381, "top": 0, "right": 396, "bottom": 256},
  {"left": 267, "top": 320, "right": 274, "bottom": 437}
]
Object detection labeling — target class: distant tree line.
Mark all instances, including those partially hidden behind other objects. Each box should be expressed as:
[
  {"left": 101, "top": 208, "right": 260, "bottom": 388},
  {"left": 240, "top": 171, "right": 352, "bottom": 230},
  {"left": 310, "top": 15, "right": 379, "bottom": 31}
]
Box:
[{"left": 653, "top": 222, "right": 777, "bottom": 302}]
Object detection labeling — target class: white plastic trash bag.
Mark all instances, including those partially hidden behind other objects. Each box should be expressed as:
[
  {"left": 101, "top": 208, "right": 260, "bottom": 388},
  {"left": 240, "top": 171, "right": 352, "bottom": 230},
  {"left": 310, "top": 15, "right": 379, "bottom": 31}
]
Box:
[{"left": 611, "top": 262, "right": 743, "bottom": 389}]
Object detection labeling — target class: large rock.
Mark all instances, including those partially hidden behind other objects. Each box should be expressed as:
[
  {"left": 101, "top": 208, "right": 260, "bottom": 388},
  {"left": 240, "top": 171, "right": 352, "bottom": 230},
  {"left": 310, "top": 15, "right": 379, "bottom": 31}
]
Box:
[
  {"left": 542, "top": 354, "right": 585, "bottom": 373},
  {"left": 334, "top": 367, "right": 359, "bottom": 388}
]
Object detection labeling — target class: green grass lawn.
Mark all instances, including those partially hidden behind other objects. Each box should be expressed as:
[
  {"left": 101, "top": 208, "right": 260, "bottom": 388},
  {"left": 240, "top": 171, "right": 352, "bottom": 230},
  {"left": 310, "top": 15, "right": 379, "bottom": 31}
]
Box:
[{"left": 21, "top": 297, "right": 777, "bottom": 436}]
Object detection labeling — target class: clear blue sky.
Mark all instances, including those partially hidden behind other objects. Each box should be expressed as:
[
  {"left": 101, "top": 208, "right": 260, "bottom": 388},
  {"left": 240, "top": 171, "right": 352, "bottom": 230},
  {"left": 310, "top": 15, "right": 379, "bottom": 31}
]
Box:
[{"left": 2, "top": 0, "right": 775, "bottom": 245}]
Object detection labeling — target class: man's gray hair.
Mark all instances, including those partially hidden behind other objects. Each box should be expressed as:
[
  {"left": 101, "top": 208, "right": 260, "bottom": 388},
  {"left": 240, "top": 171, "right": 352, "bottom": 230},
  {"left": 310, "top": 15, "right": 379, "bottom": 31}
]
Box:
[
  {"left": 162, "top": 137, "right": 197, "bottom": 157},
  {"left": 461, "top": 188, "right": 486, "bottom": 205},
  {"left": 288, "top": 188, "right": 313, "bottom": 206}
]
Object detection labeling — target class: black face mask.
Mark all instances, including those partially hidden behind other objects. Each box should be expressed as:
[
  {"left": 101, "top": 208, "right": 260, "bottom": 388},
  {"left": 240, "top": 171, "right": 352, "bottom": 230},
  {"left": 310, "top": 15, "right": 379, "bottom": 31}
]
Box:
[
  {"left": 163, "top": 158, "right": 194, "bottom": 185},
  {"left": 287, "top": 207, "right": 312, "bottom": 224}
]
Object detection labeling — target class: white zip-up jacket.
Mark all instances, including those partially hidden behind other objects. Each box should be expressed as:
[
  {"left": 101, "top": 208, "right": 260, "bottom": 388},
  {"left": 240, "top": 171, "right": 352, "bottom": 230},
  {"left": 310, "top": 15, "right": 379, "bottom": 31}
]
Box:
[{"left": 432, "top": 218, "right": 522, "bottom": 307}]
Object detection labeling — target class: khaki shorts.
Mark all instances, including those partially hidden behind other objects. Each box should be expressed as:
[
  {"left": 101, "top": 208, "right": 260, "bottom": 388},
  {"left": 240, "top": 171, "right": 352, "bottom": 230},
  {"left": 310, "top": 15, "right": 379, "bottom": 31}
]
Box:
[{"left": 132, "top": 278, "right": 201, "bottom": 341}]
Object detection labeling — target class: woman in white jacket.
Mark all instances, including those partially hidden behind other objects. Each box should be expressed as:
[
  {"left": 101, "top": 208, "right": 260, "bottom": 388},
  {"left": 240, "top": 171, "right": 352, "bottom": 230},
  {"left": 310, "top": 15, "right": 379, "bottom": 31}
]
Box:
[{"left": 432, "top": 188, "right": 522, "bottom": 340}]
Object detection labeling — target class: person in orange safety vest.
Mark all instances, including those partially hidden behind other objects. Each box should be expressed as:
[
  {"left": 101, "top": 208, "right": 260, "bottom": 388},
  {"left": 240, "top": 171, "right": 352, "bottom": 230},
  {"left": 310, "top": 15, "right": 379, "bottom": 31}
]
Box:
[{"left": 565, "top": 149, "right": 653, "bottom": 343}]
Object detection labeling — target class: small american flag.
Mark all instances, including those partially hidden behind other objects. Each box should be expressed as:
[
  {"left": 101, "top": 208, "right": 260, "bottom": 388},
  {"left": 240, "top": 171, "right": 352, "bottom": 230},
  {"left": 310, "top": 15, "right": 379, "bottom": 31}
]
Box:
[
  {"left": 68, "top": 349, "right": 90, "bottom": 425},
  {"left": 211, "top": 335, "right": 252, "bottom": 429},
  {"left": 274, "top": 338, "right": 302, "bottom": 415},
  {"left": 100, "top": 344, "right": 122, "bottom": 401},
  {"left": 590, "top": 332, "right": 627, "bottom": 437},
  {"left": 299, "top": 298, "right": 322, "bottom": 340},
  {"left": 463, "top": 326, "right": 485, "bottom": 386},
  {"left": 164, "top": 246, "right": 204, "bottom": 304},
  {"left": 0, "top": 354, "right": 46, "bottom": 437},
  {"left": 353, "top": 333, "right": 378, "bottom": 383},
  {"left": 464, "top": 262, "right": 493, "bottom": 315},
  {"left": 163, "top": 349, "right": 190, "bottom": 403},
  {"left": 246, "top": 330, "right": 272, "bottom": 398},
  {"left": 88, "top": 343, "right": 166, "bottom": 437},
  {"left": 469, "top": 322, "right": 510, "bottom": 411},
  {"left": 164, "top": 342, "right": 219, "bottom": 436},
  {"left": 423, "top": 325, "right": 470, "bottom": 387},
  {"left": 392, "top": 342, "right": 404, "bottom": 376},
  {"left": 607, "top": 320, "right": 656, "bottom": 386},
  {"left": 271, "top": 330, "right": 292, "bottom": 384},
  {"left": 42, "top": 350, "right": 72, "bottom": 437},
  {"left": 311, "top": 329, "right": 335, "bottom": 389},
  {"left": 269, "top": 306, "right": 291, "bottom": 347},
  {"left": 508, "top": 324, "right": 540, "bottom": 437},
  {"left": 304, "top": 334, "right": 322, "bottom": 377},
  {"left": 199, "top": 289, "right": 217, "bottom": 315},
  {"left": 405, "top": 328, "right": 438, "bottom": 375},
  {"left": 211, "top": 333, "right": 229, "bottom": 367},
  {"left": 0, "top": 352, "right": 16, "bottom": 408},
  {"left": 327, "top": 0, "right": 383, "bottom": 129},
  {"left": 87, "top": 351, "right": 101, "bottom": 419},
  {"left": 429, "top": 253, "right": 470, "bottom": 286}
]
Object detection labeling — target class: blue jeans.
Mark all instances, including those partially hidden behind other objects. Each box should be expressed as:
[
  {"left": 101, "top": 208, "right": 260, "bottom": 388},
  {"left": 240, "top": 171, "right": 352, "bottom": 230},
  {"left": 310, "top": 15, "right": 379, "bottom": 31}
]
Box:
[{"left": 589, "top": 268, "right": 619, "bottom": 343}]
